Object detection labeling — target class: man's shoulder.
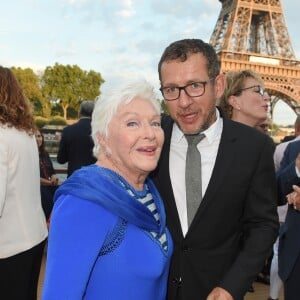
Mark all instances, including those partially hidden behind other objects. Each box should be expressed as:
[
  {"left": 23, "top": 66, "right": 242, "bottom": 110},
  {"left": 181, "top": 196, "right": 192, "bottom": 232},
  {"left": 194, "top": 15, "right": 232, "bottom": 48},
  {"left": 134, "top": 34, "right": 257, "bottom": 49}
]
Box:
[
  {"left": 61, "top": 124, "right": 73, "bottom": 135},
  {"left": 223, "top": 118, "right": 275, "bottom": 150},
  {"left": 62, "top": 119, "right": 86, "bottom": 131},
  {"left": 285, "top": 139, "right": 300, "bottom": 151},
  {"left": 274, "top": 141, "right": 288, "bottom": 154},
  {"left": 161, "top": 114, "right": 174, "bottom": 132},
  {"left": 223, "top": 118, "right": 264, "bottom": 137},
  {"left": 161, "top": 113, "right": 172, "bottom": 124}
]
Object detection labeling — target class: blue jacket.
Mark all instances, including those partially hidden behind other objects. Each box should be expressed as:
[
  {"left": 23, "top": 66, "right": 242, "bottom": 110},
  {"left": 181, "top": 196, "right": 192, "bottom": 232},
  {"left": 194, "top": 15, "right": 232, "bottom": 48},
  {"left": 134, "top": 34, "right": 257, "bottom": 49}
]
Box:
[
  {"left": 42, "top": 165, "right": 173, "bottom": 299},
  {"left": 277, "top": 140, "right": 300, "bottom": 281}
]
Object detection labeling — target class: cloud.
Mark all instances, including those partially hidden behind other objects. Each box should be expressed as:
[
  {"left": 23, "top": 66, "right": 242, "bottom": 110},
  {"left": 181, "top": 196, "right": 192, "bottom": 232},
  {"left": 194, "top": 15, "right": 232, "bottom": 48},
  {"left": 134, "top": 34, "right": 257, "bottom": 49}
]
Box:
[
  {"left": 116, "top": 0, "right": 135, "bottom": 17},
  {"left": 54, "top": 46, "right": 78, "bottom": 58},
  {"left": 149, "top": 0, "right": 220, "bottom": 20}
]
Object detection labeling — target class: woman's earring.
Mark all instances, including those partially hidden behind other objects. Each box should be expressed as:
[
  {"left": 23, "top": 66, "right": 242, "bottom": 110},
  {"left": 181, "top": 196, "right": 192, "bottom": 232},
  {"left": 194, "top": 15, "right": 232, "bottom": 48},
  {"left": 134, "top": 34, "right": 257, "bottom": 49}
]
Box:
[{"left": 104, "top": 149, "right": 111, "bottom": 157}]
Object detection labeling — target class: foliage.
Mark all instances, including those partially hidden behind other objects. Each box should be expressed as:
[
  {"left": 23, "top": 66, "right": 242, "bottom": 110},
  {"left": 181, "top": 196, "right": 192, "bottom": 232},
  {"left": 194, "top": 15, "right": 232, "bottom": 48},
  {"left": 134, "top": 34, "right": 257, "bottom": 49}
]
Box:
[
  {"left": 10, "top": 64, "right": 104, "bottom": 119},
  {"left": 270, "top": 122, "right": 280, "bottom": 136},
  {"left": 67, "top": 106, "right": 79, "bottom": 119},
  {"left": 41, "top": 63, "right": 104, "bottom": 119},
  {"left": 34, "top": 115, "right": 66, "bottom": 129},
  {"left": 35, "top": 116, "right": 49, "bottom": 129},
  {"left": 11, "top": 67, "right": 50, "bottom": 117},
  {"left": 160, "top": 100, "right": 169, "bottom": 115},
  {"left": 48, "top": 116, "right": 67, "bottom": 126}
]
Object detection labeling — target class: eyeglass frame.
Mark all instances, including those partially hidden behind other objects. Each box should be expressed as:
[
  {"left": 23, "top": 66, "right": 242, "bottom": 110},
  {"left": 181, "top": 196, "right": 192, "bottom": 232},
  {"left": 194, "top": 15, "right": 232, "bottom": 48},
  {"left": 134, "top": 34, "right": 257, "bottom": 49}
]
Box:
[
  {"left": 233, "top": 85, "right": 268, "bottom": 97},
  {"left": 160, "top": 78, "right": 215, "bottom": 101},
  {"left": 258, "top": 123, "right": 269, "bottom": 129}
]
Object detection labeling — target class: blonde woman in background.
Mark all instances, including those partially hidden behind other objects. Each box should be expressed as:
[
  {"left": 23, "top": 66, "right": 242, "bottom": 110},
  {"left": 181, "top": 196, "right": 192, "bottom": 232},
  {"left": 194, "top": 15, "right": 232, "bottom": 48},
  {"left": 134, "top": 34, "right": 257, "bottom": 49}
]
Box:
[
  {"left": 218, "top": 69, "right": 270, "bottom": 127},
  {"left": 219, "top": 69, "right": 274, "bottom": 293}
]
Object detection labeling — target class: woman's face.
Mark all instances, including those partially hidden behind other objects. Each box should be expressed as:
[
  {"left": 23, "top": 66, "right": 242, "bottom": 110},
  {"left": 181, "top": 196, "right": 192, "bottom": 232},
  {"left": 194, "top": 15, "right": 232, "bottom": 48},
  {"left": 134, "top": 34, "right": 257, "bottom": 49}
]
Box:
[
  {"left": 100, "top": 97, "right": 164, "bottom": 180},
  {"left": 35, "top": 130, "right": 43, "bottom": 147},
  {"left": 230, "top": 77, "right": 270, "bottom": 125}
]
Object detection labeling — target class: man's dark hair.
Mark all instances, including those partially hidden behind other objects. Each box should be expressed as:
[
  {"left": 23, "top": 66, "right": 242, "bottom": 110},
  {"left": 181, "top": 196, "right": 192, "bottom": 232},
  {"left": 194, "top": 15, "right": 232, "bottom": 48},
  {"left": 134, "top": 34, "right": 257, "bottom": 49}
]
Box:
[
  {"left": 158, "top": 39, "right": 220, "bottom": 81},
  {"left": 79, "top": 100, "right": 95, "bottom": 118}
]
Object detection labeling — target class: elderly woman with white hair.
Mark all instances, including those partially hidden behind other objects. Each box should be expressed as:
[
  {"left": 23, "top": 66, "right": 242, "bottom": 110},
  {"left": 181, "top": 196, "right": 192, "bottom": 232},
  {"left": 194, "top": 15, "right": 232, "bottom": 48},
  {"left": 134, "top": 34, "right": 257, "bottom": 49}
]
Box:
[{"left": 42, "top": 79, "right": 173, "bottom": 300}]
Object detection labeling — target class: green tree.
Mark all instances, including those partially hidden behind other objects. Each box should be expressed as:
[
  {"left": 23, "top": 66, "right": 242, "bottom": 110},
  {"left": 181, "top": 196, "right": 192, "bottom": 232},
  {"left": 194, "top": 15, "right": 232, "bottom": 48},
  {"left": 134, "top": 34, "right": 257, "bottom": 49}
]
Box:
[
  {"left": 270, "top": 122, "right": 279, "bottom": 136},
  {"left": 160, "top": 100, "right": 169, "bottom": 115},
  {"left": 11, "top": 67, "right": 49, "bottom": 116},
  {"left": 41, "top": 63, "right": 104, "bottom": 119}
]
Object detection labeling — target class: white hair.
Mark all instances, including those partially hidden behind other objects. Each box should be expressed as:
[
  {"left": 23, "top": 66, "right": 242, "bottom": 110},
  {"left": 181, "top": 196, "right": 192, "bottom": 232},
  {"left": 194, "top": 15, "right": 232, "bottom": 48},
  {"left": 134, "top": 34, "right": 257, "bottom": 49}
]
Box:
[{"left": 91, "top": 78, "right": 161, "bottom": 157}]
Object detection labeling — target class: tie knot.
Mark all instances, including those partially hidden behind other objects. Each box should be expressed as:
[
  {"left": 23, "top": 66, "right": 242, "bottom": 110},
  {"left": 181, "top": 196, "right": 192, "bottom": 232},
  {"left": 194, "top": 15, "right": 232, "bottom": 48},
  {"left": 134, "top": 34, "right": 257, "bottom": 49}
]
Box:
[{"left": 185, "top": 133, "right": 205, "bottom": 146}]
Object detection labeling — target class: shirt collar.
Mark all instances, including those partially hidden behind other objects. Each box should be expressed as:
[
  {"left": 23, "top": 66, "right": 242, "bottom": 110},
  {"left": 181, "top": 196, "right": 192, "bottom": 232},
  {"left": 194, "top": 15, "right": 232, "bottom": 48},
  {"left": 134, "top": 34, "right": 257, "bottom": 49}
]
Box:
[{"left": 172, "top": 108, "right": 223, "bottom": 145}]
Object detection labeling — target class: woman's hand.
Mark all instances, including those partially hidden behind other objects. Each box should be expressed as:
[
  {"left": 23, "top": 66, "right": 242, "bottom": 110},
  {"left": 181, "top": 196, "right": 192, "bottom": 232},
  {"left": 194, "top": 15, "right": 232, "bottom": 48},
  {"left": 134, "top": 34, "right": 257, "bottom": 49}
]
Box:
[{"left": 50, "top": 175, "right": 59, "bottom": 186}]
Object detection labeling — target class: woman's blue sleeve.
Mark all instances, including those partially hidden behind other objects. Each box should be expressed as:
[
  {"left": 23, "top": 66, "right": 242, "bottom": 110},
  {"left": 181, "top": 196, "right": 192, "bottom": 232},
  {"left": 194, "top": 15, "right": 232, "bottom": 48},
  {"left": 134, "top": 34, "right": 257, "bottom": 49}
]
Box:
[{"left": 42, "top": 195, "right": 115, "bottom": 300}]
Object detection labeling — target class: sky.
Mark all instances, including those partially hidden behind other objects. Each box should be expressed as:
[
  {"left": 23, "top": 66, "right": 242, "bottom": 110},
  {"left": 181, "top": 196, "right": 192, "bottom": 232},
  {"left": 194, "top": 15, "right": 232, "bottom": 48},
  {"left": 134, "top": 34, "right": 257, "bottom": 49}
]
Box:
[{"left": 1, "top": 0, "right": 299, "bottom": 125}]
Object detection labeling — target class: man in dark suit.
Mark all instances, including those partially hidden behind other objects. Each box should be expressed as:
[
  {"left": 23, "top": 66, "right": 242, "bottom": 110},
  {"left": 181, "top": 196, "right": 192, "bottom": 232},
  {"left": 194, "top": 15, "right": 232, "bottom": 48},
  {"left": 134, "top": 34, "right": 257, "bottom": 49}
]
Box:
[
  {"left": 277, "top": 139, "right": 300, "bottom": 300},
  {"left": 151, "top": 39, "right": 279, "bottom": 300},
  {"left": 57, "top": 100, "right": 96, "bottom": 177}
]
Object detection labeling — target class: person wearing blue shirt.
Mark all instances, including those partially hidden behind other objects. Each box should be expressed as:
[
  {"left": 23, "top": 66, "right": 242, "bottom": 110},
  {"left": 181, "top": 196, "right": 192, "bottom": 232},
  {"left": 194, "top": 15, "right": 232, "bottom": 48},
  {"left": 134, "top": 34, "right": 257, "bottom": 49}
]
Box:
[{"left": 42, "top": 79, "right": 173, "bottom": 300}]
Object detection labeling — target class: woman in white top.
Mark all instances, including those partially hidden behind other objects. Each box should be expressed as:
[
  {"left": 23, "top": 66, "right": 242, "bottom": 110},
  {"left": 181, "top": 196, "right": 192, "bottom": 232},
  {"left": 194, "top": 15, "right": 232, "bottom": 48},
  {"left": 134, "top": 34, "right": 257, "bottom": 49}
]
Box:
[{"left": 0, "top": 66, "right": 48, "bottom": 300}]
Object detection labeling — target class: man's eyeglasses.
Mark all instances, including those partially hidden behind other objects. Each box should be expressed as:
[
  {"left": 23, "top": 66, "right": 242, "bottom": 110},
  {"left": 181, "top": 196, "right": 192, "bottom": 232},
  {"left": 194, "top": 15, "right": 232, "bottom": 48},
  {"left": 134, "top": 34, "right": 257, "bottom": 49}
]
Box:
[
  {"left": 160, "top": 78, "right": 214, "bottom": 101},
  {"left": 259, "top": 124, "right": 269, "bottom": 129},
  {"left": 234, "top": 85, "right": 268, "bottom": 96}
]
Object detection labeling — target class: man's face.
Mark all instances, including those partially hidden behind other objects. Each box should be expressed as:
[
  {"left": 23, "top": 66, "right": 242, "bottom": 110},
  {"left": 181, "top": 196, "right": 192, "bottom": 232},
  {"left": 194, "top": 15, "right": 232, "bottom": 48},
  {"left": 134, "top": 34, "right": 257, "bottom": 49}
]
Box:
[{"left": 160, "top": 53, "right": 223, "bottom": 134}]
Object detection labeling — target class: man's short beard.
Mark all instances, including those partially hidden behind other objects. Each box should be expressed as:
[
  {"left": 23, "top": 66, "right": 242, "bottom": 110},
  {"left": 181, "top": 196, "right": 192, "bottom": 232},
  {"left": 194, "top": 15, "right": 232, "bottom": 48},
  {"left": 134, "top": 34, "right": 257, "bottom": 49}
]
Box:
[
  {"left": 177, "top": 107, "right": 216, "bottom": 135},
  {"left": 201, "top": 107, "right": 216, "bottom": 132}
]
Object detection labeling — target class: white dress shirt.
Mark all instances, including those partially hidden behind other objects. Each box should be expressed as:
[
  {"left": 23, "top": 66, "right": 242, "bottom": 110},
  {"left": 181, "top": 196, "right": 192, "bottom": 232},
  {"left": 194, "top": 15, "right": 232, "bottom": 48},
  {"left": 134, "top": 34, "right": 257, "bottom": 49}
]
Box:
[
  {"left": 169, "top": 109, "right": 223, "bottom": 236},
  {"left": 0, "top": 126, "right": 48, "bottom": 258}
]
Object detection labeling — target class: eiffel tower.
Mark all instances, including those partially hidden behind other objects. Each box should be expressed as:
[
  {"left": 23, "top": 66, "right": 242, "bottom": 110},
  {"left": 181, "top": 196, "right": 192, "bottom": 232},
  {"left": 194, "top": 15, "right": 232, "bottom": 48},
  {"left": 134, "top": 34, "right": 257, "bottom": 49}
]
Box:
[{"left": 210, "top": 0, "right": 300, "bottom": 116}]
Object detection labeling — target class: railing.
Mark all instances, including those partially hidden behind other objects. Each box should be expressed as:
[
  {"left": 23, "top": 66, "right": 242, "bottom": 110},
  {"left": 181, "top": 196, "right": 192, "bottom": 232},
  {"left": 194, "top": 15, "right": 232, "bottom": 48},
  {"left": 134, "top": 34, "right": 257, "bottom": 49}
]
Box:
[
  {"left": 54, "top": 168, "right": 67, "bottom": 174},
  {"left": 51, "top": 155, "right": 68, "bottom": 181},
  {"left": 54, "top": 168, "right": 67, "bottom": 183}
]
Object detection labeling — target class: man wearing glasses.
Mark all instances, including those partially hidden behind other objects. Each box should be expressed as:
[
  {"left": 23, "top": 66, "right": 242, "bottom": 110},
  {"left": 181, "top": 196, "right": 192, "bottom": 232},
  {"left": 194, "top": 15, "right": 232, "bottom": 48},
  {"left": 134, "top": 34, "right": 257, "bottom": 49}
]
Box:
[{"left": 151, "top": 39, "right": 279, "bottom": 300}]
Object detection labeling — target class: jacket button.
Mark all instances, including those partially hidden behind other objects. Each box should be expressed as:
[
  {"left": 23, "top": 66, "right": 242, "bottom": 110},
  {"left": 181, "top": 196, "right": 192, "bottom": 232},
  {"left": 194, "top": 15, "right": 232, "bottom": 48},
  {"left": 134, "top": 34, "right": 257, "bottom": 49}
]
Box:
[
  {"left": 172, "top": 277, "right": 182, "bottom": 286},
  {"left": 182, "top": 244, "right": 189, "bottom": 251}
]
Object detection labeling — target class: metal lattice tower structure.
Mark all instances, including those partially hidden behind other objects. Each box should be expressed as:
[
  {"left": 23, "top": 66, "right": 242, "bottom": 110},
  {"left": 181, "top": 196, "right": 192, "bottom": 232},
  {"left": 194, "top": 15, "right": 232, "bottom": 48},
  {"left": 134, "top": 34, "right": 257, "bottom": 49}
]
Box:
[{"left": 209, "top": 0, "right": 300, "bottom": 116}]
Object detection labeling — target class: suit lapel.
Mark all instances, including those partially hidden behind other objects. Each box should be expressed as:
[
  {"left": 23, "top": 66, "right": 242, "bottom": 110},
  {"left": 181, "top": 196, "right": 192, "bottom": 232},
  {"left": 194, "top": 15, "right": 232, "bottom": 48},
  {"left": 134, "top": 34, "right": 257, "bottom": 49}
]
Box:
[{"left": 157, "top": 116, "right": 184, "bottom": 238}]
